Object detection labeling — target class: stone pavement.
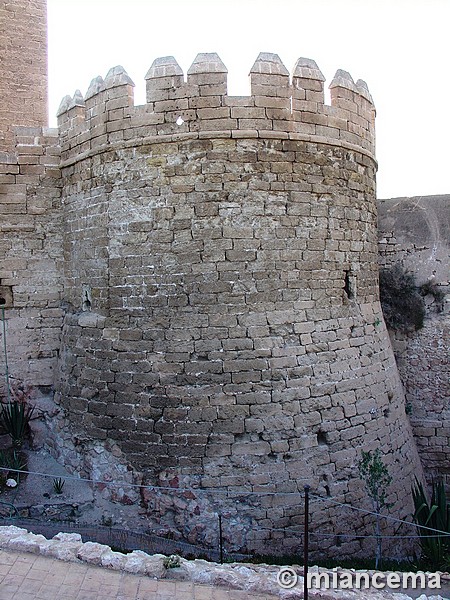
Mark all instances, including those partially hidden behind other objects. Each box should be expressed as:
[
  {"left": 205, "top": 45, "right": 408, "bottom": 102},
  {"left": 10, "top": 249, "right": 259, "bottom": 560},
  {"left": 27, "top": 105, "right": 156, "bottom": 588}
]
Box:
[{"left": 0, "top": 549, "right": 278, "bottom": 600}]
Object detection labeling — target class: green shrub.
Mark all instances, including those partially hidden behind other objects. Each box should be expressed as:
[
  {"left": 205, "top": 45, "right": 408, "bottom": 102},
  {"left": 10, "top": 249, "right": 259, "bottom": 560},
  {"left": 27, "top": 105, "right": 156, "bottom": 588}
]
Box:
[
  {"left": 163, "top": 554, "right": 181, "bottom": 569},
  {"left": 379, "top": 264, "right": 425, "bottom": 332},
  {"left": 358, "top": 449, "right": 393, "bottom": 569}
]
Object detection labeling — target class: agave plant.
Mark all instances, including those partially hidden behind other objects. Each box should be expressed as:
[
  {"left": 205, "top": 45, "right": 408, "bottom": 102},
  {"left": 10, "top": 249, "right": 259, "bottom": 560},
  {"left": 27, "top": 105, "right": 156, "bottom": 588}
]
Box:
[
  {"left": 412, "top": 477, "right": 450, "bottom": 570},
  {"left": 53, "top": 477, "right": 65, "bottom": 494},
  {"left": 0, "top": 400, "right": 34, "bottom": 449}
]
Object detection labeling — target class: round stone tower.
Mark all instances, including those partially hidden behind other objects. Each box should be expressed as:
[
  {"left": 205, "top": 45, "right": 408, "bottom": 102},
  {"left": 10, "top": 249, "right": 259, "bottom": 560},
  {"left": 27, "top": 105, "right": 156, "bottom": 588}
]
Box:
[{"left": 56, "top": 53, "right": 423, "bottom": 557}]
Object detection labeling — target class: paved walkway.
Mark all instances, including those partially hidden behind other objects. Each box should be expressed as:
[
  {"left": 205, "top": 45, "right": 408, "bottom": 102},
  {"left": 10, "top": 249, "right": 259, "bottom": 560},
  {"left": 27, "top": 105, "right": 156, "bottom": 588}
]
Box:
[{"left": 0, "top": 549, "right": 278, "bottom": 600}]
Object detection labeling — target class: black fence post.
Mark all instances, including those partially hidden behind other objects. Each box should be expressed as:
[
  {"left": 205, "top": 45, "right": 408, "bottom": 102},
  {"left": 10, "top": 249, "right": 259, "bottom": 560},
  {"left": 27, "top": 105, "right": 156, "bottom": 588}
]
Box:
[
  {"left": 304, "top": 485, "right": 310, "bottom": 600},
  {"left": 1, "top": 306, "right": 11, "bottom": 402},
  {"left": 218, "top": 513, "right": 223, "bottom": 564}
]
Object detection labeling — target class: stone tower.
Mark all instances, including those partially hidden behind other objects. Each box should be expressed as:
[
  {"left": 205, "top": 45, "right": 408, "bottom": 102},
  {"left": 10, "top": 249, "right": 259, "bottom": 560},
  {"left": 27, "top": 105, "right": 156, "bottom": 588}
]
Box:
[
  {"left": 0, "top": 0, "right": 425, "bottom": 558},
  {"left": 54, "top": 54, "right": 424, "bottom": 556},
  {"left": 0, "top": 0, "right": 48, "bottom": 152}
]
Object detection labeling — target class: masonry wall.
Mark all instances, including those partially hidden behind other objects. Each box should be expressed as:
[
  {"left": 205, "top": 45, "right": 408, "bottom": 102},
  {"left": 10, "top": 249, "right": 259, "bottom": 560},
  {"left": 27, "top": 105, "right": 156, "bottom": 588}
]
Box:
[
  {"left": 54, "top": 54, "right": 423, "bottom": 556},
  {"left": 0, "top": 0, "right": 48, "bottom": 153},
  {"left": 378, "top": 195, "right": 450, "bottom": 490},
  {"left": 0, "top": 0, "right": 441, "bottom": 559},
  {"left": 0, "top": 0, "right": 63, "bottom": 396},
  {"left": 0, "top": 128, "right": 63, "bottom": 393}
]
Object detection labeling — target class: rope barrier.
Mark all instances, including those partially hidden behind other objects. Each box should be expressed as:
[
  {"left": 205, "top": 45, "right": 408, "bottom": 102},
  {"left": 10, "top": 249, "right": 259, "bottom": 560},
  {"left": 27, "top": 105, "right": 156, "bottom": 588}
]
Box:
[
  {"left": 310, "top": 532, "right": 450, "bottom": 540},
  {"left": 0, "top": 465, "right": 312, "bottom": 496},
  {"left": 309, "top": 492, "right": 450, "bottom": 538},
  {"left": 1, "top": 465, "right": 449, "bottom": 541},
  {"left": 267, "top": 525, "right": 450, "bottom": 540}
]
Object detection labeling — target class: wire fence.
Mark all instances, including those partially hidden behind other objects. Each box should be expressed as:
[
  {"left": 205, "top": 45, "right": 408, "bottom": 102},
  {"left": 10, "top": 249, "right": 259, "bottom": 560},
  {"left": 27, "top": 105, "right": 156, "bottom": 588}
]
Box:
[
  {"left": 0, "top": 514, "right": 243, "bottom": 562},
  {"left": 1, "top": 464, "right": 449, "bottom": 565}
]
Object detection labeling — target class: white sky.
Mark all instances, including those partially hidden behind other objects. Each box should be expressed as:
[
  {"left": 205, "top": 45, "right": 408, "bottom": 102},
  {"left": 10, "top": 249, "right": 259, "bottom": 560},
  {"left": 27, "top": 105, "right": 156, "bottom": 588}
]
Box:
[{"left": 47, "top": 0, "right": 450, "bottom": 199}]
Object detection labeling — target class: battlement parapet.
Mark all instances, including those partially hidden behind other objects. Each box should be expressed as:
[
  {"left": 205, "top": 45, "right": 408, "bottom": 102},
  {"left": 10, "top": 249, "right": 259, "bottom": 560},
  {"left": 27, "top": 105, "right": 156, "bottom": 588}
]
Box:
[{"left": 57, "top": 53, "right": 376, "bottom": 166}]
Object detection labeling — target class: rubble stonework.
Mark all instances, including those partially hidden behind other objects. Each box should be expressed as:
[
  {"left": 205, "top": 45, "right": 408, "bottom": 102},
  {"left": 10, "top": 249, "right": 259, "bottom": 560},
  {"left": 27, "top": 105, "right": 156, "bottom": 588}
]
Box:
[
  {"left": 378, "top": 196, "right": 450, "bottom": 491},
  {"left": 0, "top": 0, "right": 444, "bottom": 559}
]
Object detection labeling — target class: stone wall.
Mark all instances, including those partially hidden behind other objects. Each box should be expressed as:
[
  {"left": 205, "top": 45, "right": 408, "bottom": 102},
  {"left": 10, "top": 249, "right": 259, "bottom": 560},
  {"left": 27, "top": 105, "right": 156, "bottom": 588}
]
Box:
[
  {"left": 0, "top": 128, "right": 63, "bottom": 392},
  {"left": 0, "top": 0, "right": 48, "bottom": 153},
  {"left": 378, "top": 196, "right": 450, "bottom": 490},
  {"left": 50, "top": 54, "right": 423, "bottom": 556},
  {"left": 0, "top": 0, "right": 439, "bottom": 555},
  {"left": 0, "top": 0, "right": 61, "bottom": 395}
]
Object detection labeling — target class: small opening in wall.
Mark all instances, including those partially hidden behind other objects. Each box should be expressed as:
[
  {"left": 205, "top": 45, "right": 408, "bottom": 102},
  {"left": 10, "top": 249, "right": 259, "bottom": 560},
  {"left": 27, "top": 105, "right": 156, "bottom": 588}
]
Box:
[
  {"left": 0, "top": 284, "right": 13, "bottom": 308},
  {"left": 176, "top": 116, "right": 184, "bottom": 126},
  {"left": 317, "top": 431, "right": 328, "bottom": 446},
  {"left": 82, "top": 285, "right": 92, "bottom": 312},
  {"left": 344, "top": 270, "right": 354, "bottom": 299}
]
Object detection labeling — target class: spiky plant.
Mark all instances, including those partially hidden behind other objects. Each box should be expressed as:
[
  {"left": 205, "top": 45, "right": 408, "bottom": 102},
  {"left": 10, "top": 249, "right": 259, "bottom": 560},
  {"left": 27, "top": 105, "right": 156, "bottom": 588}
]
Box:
[
  {"left": 0, "top": 400, "right": 34, "bottom": 449},
  {"left": 53, "top": 477, "right": 65, "bottom": 494},
  {"left": 412, "top": 477, "right": 450, "bottom": 570}
]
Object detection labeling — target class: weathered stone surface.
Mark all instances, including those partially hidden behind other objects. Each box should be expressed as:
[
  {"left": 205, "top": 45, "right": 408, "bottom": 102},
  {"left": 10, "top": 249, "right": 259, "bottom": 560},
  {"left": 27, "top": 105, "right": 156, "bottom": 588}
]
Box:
[
  {"left": 378, "top": 195, "right": 450, "bottom": 492},
  {"left": 122, "top": 550, "right": 166, "bottom": 577},
  {"left": 0, "top": 526, "right": 28, "bottom": 543},
  {"left": 7, "top": 532, "right": 49, "bottom": 554},
  {"left": 0, "top": 0, "right": 438, "bottom": 561},
  {"left": 77, "top": 541, "right": 111, "bottom": 565},
  {"left": 39, "top": 532, "right": 84, "bottom": 562},
  {"left": 141, "top": 554, "right": 168, "bottom": 578},
  {"left": 40, "top": 542, "right": 82, "bottom": 562},
  {"left": 100, "top": 549, "right": 127, "bottom": 570},
  {"left": 0, "top": 0, "right": 48, "bottom": 152}
]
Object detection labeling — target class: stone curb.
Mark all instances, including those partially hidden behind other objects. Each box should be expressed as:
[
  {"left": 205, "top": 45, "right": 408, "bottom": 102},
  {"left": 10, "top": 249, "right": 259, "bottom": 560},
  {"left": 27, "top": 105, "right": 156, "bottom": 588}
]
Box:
[{"left": 0, "top": 526, "right": 446, "bottom": 600}]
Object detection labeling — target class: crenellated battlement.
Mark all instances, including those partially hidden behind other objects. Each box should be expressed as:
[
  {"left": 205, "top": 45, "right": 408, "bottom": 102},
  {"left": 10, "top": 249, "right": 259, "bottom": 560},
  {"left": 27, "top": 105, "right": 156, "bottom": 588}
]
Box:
[
  {"left": 56, "top": 52, "right": 376, "bottom": 165},
  {"left": 1, "top": 3, "right": 436, "bottom": 560}
]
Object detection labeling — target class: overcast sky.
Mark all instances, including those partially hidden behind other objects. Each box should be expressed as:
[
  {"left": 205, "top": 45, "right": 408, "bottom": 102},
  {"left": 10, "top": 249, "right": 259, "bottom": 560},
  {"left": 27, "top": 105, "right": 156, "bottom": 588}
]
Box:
[{"left": 47, "top": 0, "right": 449, "bottom": 199}]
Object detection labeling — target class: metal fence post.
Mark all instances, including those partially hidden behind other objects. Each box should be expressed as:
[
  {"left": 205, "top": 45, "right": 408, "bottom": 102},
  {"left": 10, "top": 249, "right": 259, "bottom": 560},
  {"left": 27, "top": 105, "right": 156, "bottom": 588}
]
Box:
[
  {"left": 304, "top": 485, "right": 310, "bottom": 600},
  {"left": 1, "top": 307, "right": 11, "bottom": 402},
  {"left": 218, "top": 513, "right": 223, "bottom": 564}
]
